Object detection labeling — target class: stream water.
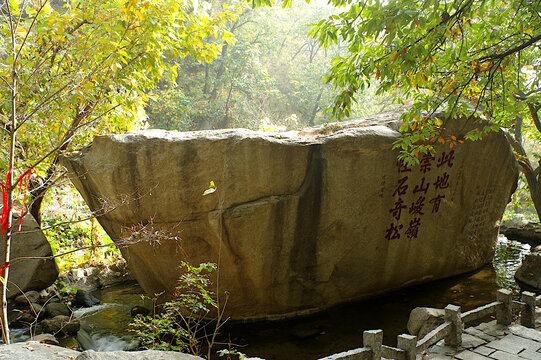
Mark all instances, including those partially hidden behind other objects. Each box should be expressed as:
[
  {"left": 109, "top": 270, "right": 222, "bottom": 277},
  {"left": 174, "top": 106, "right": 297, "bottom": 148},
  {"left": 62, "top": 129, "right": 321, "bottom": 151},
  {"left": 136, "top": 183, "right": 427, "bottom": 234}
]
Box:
[{"left": 14, "top": 235, "right": 532, "bottom": 359}]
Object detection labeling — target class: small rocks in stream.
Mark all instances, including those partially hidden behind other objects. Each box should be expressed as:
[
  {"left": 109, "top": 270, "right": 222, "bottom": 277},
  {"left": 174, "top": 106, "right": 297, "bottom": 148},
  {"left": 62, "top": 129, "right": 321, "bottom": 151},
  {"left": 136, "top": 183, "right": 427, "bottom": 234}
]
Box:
[
  {"left": 31, "top": 333, "right": 60, "bottom": 345},
  {"left": 130, "top": 305, "right": 150, "bottom": 317},
  {"left": 44, "top": 302, "right": 72, "bottom": 318},
  {"left": 41, "top": 315, "right": 81, "bottom": 336},
  {"left": 74, "top": 289, "right": 100, "bottom": 307},
  {"left": 14, "top": 290, "right": 40, "bottom": 305},
  {"left": 12, "top": 309, "right": 36, "bottom": 325}
]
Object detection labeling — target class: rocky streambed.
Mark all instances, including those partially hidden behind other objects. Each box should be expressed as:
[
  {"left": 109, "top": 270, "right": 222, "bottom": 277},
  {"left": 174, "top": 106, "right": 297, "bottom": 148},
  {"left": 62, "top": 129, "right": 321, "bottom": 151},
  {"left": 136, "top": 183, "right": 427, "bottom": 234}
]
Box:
[{"left": 4, "top": 235, "right": 532, "bottom": 360}]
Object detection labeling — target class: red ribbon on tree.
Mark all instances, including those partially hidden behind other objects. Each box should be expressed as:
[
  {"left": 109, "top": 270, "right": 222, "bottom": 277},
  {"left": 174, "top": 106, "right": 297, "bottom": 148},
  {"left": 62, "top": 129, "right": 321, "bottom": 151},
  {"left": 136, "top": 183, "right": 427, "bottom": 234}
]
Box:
[
  {"left": 0, "top": 264, "right": 8, "bottom": 278},
  {"left": 1, "top": 165, "right": 13, "bottom": 237},
  {"left": 1, "top": 165, "right": 35, "bottom": 235}
]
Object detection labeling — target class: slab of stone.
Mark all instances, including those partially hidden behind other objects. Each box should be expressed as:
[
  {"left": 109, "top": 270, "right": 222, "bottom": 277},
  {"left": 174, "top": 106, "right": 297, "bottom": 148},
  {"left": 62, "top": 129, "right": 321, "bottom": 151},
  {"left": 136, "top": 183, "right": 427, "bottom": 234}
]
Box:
[
  {"left": 471, "top": 345, "right": 496, "bottom": 357},
  {"left": 486, "top": 335, "right": 533, "bottom": 354},
  {"left": 14, "top": 291, "right": 40, "bottom": 305},
  {"left": 464, "top": 327, "right": 497, "bottom": 342},
  {"left": 509, "top": 324, "right": 541, "bottom": 342},
  {"left": 316, "top": 347, "right": 371, "bottom": 360},
  {"left": 30, "top": 333, "right": 59, "bottom": 346},
  {"left": 454, "top": 349, "right": 489, "bottom": 360},
  {"left": 517, "top": 349, "right": 541, "bottom": 360},
  {"left": 489, "top": 350, "right": 523, "bottom": 360},
  {"left": 418, "top": 353, "right": 453, "bottom": 359},
  {"left": 474, "top": 321, "right": 509, "bottom": 338},
  {"left": 0, "top": 212, "right": 59, "bottom": 298},
  {"left": 41, "top": 315, "right": 80, "bottom": 336},
  {"left": 63, "top": 112, "right": 518, "bottom": 320},
  {"left": 499, "top": 220, "right": 541, "bottom": 247},
  {"left": 461, "top": 333, "right": 486, "bottom": 349},
  {"left": 44, "top": 302, "right": 71, "bottom": 318},
  {"left": 0, "top": 341, "right": 79, "bottom": 359},
  {"left": 424, "top": 343, "right": 456, "bottom": 356},
  {"left": 515, "top": 247, "right": 541, "bottom": 291},
  {"left": 407, "top": 307, "right": 445, "bottom": 339}
]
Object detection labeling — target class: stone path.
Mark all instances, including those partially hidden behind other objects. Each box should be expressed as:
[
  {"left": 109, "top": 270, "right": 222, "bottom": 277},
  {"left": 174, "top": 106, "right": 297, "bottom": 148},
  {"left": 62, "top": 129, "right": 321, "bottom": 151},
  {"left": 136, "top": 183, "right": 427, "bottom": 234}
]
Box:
[{"left": 420, "top": 318, "right": 541, "bottom": 359}]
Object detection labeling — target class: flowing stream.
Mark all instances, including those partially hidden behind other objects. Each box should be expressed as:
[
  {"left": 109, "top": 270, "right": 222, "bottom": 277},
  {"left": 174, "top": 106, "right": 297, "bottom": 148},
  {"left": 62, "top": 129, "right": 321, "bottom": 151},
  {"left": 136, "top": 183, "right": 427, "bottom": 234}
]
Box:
[{"left": 22, "top": 235, "right": 531, "bottom": 359}]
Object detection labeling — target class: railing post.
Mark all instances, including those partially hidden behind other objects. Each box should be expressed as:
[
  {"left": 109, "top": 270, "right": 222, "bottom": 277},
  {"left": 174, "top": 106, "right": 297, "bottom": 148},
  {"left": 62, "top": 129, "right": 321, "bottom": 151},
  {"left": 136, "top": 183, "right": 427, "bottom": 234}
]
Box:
[
  {"left": 397, "top": 334, "right": 417, "bottom": 360},
  {"left": 363, "top": 329, "right": 382, "bottom": 360},
  {"left": 521, "top": 291, "right": 536, "bottom": 328},
  {"left": 496, "top": 289, "right": 513, "bottom": 326},
  {"left": 444, "top": 304, "right": 462, "bottom": 347}
]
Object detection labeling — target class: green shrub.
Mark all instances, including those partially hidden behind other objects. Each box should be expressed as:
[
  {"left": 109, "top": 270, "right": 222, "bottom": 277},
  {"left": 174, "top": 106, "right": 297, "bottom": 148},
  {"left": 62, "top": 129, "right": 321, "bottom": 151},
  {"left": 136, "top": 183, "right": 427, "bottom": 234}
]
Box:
[{"left": 130, "top": 262, "right": 227, "bottom": 358}]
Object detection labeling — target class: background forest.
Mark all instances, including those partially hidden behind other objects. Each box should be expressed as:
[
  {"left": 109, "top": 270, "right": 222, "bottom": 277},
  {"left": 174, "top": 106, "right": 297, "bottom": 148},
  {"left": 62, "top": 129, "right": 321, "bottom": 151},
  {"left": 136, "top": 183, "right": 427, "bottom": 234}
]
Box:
[{"left": 146, "top": 0, "right": 391, "bottom": 132}]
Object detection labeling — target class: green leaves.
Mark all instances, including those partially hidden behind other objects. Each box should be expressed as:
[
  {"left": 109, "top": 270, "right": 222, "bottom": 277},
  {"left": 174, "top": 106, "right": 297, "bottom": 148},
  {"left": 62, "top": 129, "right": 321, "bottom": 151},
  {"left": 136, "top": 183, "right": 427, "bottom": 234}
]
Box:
[
  {"left": 129, "top": 262, "right": 220, "bottom": 354},
  {"left": 307, "top": 0, "right": 541, "bottom": 168},
  {"left": 0, "top": 0, "right": 239, "bottom": 174}
]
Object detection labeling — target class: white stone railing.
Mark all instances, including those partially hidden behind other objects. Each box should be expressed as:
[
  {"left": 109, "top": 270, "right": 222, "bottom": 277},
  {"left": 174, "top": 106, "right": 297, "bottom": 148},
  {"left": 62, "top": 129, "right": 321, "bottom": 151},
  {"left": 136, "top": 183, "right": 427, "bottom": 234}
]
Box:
[{"left": 318, "top": 289, "right": 541, "bottom": 360}]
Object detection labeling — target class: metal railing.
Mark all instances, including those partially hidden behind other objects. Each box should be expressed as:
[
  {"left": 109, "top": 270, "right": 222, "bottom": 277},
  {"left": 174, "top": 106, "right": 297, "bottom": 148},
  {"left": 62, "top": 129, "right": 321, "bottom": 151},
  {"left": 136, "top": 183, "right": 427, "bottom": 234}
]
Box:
[{"left": 319, "top": 289, "right": 541, "bottom": 360}]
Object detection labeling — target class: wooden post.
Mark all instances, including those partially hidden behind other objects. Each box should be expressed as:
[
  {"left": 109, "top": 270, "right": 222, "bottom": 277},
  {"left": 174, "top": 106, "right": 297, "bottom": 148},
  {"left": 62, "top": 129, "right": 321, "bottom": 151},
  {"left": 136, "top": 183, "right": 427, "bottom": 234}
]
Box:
[
  {"left": 363, "top": 329, "right": 383, "bottom": 360},
  {"left": 444, "top": 304, "right": 462, "bottom": 347},
  {"left": 397, "top": 334, "right": 417, "bottom": 360},
  {"left": 496, "top": 289, "right": 513, "bottom": 326},
  {"left": 521, "top": 291, "right": 536, "bottom": 328}
]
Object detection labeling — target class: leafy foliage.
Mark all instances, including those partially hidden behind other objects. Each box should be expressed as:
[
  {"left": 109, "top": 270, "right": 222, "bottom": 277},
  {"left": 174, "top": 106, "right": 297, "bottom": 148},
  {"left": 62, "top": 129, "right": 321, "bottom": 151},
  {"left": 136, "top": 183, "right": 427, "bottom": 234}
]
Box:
[
  {"left": 42, "top": 185, "right": 121, "bottom": 272},
  {"left": 147, "top": 0, "right": 392, "bottom": 132},
  {"left": 309, "top": 0, "right": 541, "bottom": 218},
  {"left": 0, "top": 0, "right": 239, "bottom": 223},
  {"left": 130, "top": 262, "right": 225, "bottom": 357},
  {"left": 309, "top": 0, "right": 540, "bottom": 155}
]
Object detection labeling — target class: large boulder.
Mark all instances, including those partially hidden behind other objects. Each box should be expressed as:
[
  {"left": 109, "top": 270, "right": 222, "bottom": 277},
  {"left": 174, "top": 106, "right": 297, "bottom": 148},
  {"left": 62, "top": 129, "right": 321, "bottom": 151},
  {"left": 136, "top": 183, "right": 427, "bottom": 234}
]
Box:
[
  {"left": 407, "top": 307, "right": 445, "bottom": 339},
  {"left": 500, "top": 220, "right": 541, "bottom": 247},
  {"left": 0, "top": 212, "right": 58, "bottom": 298},
  {"left": 515, "top": 245, "right": 541, "bottom": 292},
  {"left": 62, "top": 112, "right": 518, "bottom": 320}
]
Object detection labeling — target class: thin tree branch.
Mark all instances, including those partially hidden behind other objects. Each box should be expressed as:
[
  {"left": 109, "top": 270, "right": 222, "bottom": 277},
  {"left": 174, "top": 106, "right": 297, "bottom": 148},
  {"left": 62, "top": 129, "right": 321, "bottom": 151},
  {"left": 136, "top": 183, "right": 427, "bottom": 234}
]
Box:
[
  {"left": 477, "top": 33, "right": 541, "bottom": 62},
  {"left": 15, "top": 1, "right": 49, "bottom": 63},
  {"left": 0, "top": 74, "right": 12, "bottom": 90}
]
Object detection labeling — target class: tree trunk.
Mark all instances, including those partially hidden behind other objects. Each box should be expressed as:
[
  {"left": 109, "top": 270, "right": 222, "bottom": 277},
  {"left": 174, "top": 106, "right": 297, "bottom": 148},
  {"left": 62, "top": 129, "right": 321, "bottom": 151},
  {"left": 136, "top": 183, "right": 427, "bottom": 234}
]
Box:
[
  {"left": 203, "top": 63, "right": 210, "bottom": 94},
  {"left": 28, "top": 103, "right": 93, "bottom": 226},
  {"left": 508, "top": 113, "right": 541, "bottom": 222},
  {"left": 1, "top": 5, "right": 18, "bottom": 341},
  {"left": 209, "top": 44, "right": 229, "bottom": 102},
  {"left": 29, "top": 182, "right": 46, "bottom": 225},
  {"left": 308, "top": 90, "right": 323, "bottom": 126}
]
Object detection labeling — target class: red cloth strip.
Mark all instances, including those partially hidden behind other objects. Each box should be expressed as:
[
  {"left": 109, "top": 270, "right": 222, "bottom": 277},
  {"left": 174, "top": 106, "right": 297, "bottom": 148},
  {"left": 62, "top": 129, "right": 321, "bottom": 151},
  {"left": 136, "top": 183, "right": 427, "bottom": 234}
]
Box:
[
  {"left": 0, "top": 264, "right": 9, "bottom": 278},
  {"left": 1, "top": 164, "right": 13, "bottom": 237}
]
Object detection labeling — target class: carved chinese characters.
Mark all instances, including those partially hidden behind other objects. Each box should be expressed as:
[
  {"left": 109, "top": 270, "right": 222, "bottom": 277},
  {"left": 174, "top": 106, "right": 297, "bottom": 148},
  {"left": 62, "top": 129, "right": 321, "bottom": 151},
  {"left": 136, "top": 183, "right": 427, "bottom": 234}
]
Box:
[{"left": 385, "top": 150, "right": 455, "bottom": 241}]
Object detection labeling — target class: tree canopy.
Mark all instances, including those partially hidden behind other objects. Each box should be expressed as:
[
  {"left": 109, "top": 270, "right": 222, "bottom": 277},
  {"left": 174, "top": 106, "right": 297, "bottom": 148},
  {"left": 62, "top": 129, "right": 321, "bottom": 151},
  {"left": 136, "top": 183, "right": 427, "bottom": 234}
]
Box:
[
  {"left": 310, "top": 0, "right": 541, "bottom": 214},
  {"left": 146, "top": 0, "right": 393, "bottom": 132},
  {"left": 311, "top": 0, "right": 540, "bottom": 147},
  {"left": 0, "top": 0, "right": 238, "bottom": 222}
]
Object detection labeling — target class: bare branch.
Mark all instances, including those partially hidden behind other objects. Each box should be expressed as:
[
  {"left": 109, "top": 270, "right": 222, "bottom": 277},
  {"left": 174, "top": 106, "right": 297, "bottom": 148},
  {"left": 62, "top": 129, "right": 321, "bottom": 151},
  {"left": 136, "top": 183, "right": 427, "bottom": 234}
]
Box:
[
  {"left": 515, "top": 87, "right": 541, "bottom": 101},
  {"left": 15, "top": 1, "right": 49, "bottom": 63},
  {"left": 0, "top": 74, "right": 12, "bottom": 90},
  {"left": 477, "top": 33, "right": 541, "bottom": 63}
]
